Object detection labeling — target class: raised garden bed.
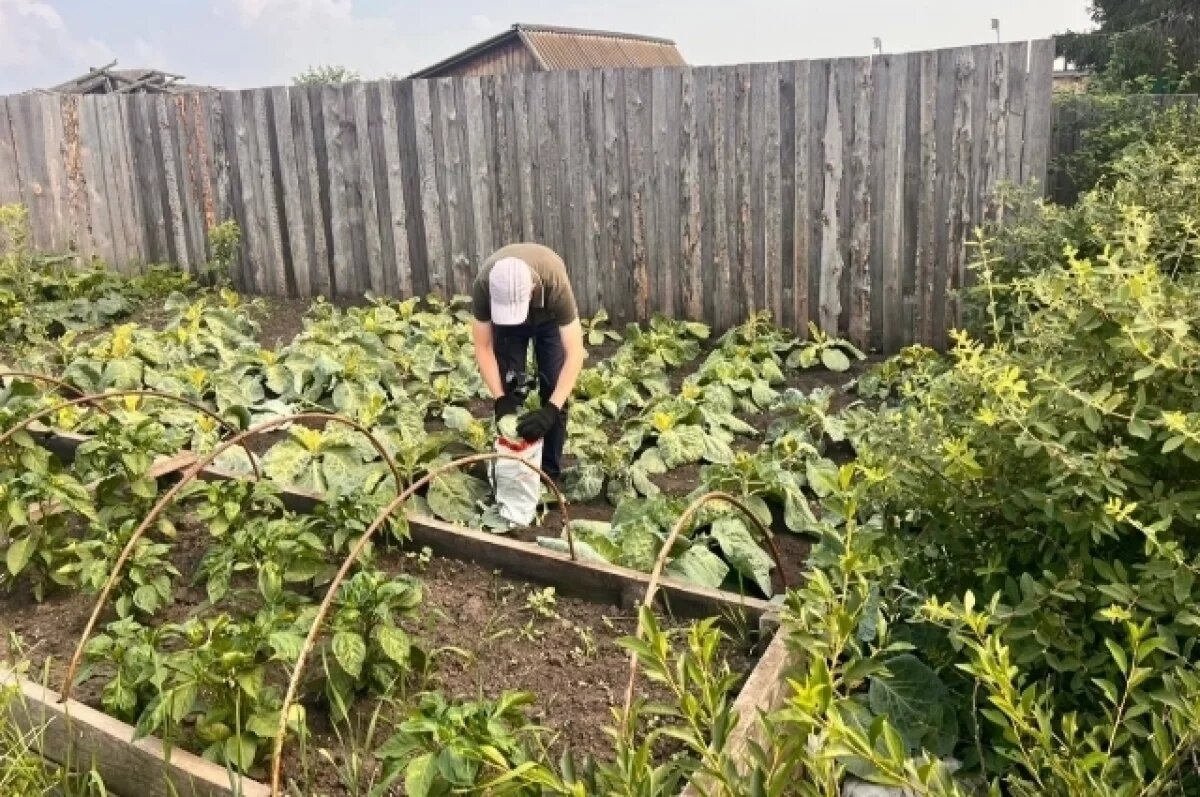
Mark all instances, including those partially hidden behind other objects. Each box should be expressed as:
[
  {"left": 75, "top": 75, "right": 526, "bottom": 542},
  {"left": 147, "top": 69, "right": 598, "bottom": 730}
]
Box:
[
  {"left": 1, "top": 426, "right": 790, "bottom": 796},
  {"left": 0, "top": 291, "right": 876, "bottom": 796}
]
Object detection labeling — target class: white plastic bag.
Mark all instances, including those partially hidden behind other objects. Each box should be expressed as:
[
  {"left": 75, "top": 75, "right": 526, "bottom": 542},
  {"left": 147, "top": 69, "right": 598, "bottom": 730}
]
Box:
[{"left": 492, "top": 437, "right": 543, "bottom": 526}]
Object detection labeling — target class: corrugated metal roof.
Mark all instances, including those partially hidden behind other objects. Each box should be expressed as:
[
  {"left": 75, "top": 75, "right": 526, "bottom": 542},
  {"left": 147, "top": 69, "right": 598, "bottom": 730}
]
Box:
[
  {"left": 410, "top": 23, "right": 686, "bottom": 78},
  {"left": 521, "top": 26, "right": 687, "bottom": 70}
]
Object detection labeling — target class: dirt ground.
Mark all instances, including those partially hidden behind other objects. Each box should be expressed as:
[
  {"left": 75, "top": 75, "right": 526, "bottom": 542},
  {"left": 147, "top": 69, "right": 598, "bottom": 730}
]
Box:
[
  {"left": 0, "top": 506, "right": 760, "bottom": 796},
  {"left": 276, "top": 554, "right": 758, "bottom": 795},
  {"left": 0, "top": 296, "right": 883, "bottom": 793}
]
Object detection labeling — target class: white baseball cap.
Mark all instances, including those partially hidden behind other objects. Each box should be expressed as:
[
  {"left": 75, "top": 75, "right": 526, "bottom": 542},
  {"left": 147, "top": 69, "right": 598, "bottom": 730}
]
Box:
[{"left": 488, "top": 257, "right": 534, "bottom": 325}]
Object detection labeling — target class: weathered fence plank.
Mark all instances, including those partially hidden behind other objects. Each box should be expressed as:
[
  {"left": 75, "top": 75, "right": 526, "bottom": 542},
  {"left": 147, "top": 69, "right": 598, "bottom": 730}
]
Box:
[
  {"left": 91, "top": 96, "right": 127, "bottom": 269},
  {"left": 0, "top": 97, "right": 23, "bottom": 207},
  {"left": 298, "top": 86, "right": 333, "bottom": 296},
  {"left": 11, "top": 95, "right": 51, "bottom": 252},
  {"left": 272, "top": 86, "right": 309, "bottom": 296},
  {"left": 132, "top": 94, "right": 170, "bottom": 265},
  {"left": 1022, "top": 39, "right": 1055, "bottom": 188},
  {"left": 625, "top": 68, "right": 651, "bottom": 321},
  {"left": 915, "top": 50, "right": 939, "bottom": 346},
  {"left": 0, "top": 41, "right": 1055, "bottom": 352},
  {"left": 337, "top": 82, "right": 369, "bottom": 296},
  {"left": 650, "top": 67, "right": 672, "bottom": 318},
  {"left": 817, "top": 63, "right": 844, "bottom": 335},
  {"left": 351, "top": 82, "right": 385, "bottom": 295},
  {"left": 60, "top": 96, "right": 93, "bottom": 260},
  {"left": 40, "top": 95, "right": 68, "bottom": 252},
  {"left": 947, "top": 47, "right": 976, "bottom": 332},
  {"left": 733, "top": 64, "right": 754, "bottom": 321},
  {"left": 564, "top": 70, "right": 590, "bottom": 315},
  {"left": 846, "top": 57, "right": 872, "bottom": 350},
  {"left": 762, "top": 62, "right": 783, "bottom": 323},
  {"left": 378, "top": 81, "right": 412, "bottom": 297},
  {"left": 880, "top": 53, "right": 908, "bottom": 354},
  {"left": 679, "top": 66, "right": 702, "bottom": 321},
  {"left": 464, "top": 77, "right": 495, "bottom": 283},
  {"left": 791, "top": 60, "right": 811, "bottom": 334},
  {"left": 154, "top": 95, "right": 190, "bottom": 272},
  {"left": 77, "top": 95, "right": 112, "bottom": 264}
]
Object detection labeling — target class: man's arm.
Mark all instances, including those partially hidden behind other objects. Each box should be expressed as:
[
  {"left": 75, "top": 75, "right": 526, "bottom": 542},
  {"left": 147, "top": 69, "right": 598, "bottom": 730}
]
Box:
[
  {"left": 548, "top": 319, "right": 585, "bottom": 408},
  {"left": 471, "top": 320, "right": 505, "bottom": 399}
]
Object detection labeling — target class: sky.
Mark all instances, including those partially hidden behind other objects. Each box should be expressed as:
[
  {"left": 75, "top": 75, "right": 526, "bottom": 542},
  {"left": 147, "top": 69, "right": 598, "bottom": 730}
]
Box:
[{"left": 0, "top": 0, "right": 1095, "bottom": 94}]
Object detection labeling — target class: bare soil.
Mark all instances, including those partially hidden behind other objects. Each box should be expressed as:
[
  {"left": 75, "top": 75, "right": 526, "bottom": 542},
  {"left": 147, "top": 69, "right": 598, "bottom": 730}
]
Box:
[
  {"left": 0, "top": 509, "right": 759, "bottom": 796},
  {"left": 0, "top": 299, "right": 884, "bottom": 794}
]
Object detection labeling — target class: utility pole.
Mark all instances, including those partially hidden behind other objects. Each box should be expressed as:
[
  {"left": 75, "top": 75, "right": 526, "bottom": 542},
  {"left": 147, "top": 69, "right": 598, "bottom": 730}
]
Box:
[{"left": 991, "top": 18, "right": 1001, "bottom": 43}]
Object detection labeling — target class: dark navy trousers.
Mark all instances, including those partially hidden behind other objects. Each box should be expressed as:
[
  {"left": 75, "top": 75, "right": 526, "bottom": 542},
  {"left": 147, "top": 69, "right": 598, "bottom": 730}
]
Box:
[{"left": 492, "top": 322, "right": 567, "bottom": 478}]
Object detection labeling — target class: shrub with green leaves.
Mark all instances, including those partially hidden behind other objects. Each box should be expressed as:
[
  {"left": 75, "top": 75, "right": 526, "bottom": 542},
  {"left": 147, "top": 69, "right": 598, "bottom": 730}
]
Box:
[
  {"left": 822, "top": 150, "right": 1200, "bottom": 790},
  {"left": 983, "top": 102, "right": 1200, "bottom": 304},
  {"left": 373, "top": 691, "right": 544, "bottom": 797},
  {"left": 320, "top": 568, "right": 424, "bottom": 719},
  {"left": 0, "top": 443, "right": 94, "bottom": 600}
]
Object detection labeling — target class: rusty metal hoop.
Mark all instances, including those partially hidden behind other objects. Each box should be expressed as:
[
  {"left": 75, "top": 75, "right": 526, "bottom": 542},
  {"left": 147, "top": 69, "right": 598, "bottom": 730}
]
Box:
[
  {"left": 0, "top": 389, "right": 264, "bottom": 480},
  {"left": 59, "top": 412, "right": 406, "bottom": 703},
  {"left": 268, "top": 450, "right": 571, "bottom": 796},
  {"left": 621, "top": 491, "right": 788, "bottom": 717},
  {"left": 0, "top": 371, "right": 115, "bottom": 419}
]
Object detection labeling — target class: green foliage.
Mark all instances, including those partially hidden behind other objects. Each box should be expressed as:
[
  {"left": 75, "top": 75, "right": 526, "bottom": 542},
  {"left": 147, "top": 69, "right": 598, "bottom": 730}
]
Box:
[
  {"left": 0, "top": 443, "right": 94, "bottom": 600},
  {"left": 87, "top": 608, "right": 307, "bottom": 771},
  {"left": 261, "top": 425, "right": 387, "bottom": 498},
  {"left": 852, "top": 344, "right": 945, "bottom": 401},
  {"left": 203, "top": 220, "right": 241, "bottom": 285},
  {"left": 0, "top": 204, "right": 193, "bottom": 357},
  {"left": 540, "top": 494, "right": 781, "bottom": 597},
  {"left": 1049, "top": 95, "right": 1200, "bottom": 201},
  {"left": 980, "top": 110, "right": 1200, "bottom": 320},
  {"left": 1057, "top": 1, "right": 1200, "bottom": 93},
  {"left": 0, "top": 679, "right": 110, "bottom": 795},
  {"left": 581, "top": 307, "right": 621, "bottom": 347},
  {"left": 373, "top": 691, "right": 544, "bottom": 797},
  {"left": 798, "top": 137, "right": 1200, "bottom": 793},
  {"left": 475, "top": 608, "right": 744, "bottom": 797},
  {"left": 195, "top": 506, "right": 328, "bottom": 605},
  {"left": 63, "top": 517, "right": 179, "bottom": 619},
  {"left": 321, "top": 569, "right": 424, "bottom": 720},
  {"left": 729, "top": 468, "right": 967, "bottom": 796},
  {"left": 925, "top": 595, "right": 1200, "bottom": 795},
  {"left": 293, "top": 65, "right": 361, "bottom": 85}
]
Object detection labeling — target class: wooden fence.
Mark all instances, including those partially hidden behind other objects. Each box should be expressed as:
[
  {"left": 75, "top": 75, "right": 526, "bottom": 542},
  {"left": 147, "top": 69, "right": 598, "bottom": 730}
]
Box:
[
  {"left": 1048, "top": 93, "right": 1200, "bottom": 204},
  {"left": 0, "top": 40, "right": 1054, "bottom": 352}
]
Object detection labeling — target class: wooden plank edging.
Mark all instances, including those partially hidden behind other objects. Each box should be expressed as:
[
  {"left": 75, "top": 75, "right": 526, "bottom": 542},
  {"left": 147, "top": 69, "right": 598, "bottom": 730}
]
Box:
[
  {"left": 679, "top": 628, "right": 796, "bottom": 796},
  {"left": 198, "top": 464, "right": 778, "bottom": 624},
  {"left": 16, "top": 428, "right": 792, "bottom": 795},
  {"left": 0, "top": 666, "right": 269, "bottom": 797},
  {"left": 29, "top": 427, "right": 779, "bottom": 621}
]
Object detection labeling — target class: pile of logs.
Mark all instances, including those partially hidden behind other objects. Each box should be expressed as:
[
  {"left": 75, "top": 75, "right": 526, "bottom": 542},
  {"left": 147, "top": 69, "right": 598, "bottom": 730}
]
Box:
[{"left": 46, "top": 60, "right": 200, "bottom": 95}]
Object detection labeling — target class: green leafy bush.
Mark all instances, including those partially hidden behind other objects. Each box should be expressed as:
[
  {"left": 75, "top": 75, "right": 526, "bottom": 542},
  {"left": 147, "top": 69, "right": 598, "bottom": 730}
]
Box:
[
  {"left": 990, "top": 101, "right": 1200, "bottom": 297},
  {"left": 814, "top": 139, "right": 1200, "bottom": 792}
]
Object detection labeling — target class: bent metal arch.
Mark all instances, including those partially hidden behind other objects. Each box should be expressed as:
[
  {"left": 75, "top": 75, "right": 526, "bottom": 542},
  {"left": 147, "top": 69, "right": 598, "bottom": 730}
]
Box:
[
  {"left": 0, "top": 385, "right": 260, "bottom": 478},
  {"left": 266, "top": 451, "right": 571, "bottom": 795},
  {"left": 59, "top": 411, "right": 408, "bottom": 703}
]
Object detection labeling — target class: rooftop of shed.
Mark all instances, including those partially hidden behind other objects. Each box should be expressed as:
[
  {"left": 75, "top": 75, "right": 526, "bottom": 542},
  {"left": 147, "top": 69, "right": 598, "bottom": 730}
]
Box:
[{"left": 410, "top": 23, "right": 687, "bottom": 77}]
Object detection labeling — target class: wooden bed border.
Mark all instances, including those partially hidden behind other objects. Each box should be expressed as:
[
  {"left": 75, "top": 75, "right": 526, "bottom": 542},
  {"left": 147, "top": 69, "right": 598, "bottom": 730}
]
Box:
[
  {"left": 0, "top": 666, "right": 269, "bottom": 797},
  {"left": 31, "top": 426, "right": 778, "bottom": 624},
  {"left": 18, "top": 425, "right": 796, "bottom": 796}
]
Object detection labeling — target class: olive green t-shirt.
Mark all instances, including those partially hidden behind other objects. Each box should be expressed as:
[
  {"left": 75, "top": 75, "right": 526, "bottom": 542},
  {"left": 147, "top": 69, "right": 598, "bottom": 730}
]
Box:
[{"left": 471, "top": 243, "right": 579, "bottom": 326}]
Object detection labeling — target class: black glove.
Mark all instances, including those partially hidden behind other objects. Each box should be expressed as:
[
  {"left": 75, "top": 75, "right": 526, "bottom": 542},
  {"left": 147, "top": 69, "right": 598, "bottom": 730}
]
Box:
[
  {"left": 516, "top": 403, "right": 561, "bottom": 442},
  {"left": 494, "top": 393, "right": 522, "bottom": 419}
]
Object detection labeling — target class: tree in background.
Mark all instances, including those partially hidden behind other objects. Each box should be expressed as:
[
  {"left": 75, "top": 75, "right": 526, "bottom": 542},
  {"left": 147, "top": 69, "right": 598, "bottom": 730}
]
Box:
[
  {"left": 1058, "top": 0, "right": 1199, "bottom": 92},
  {"left": 292, "top": 65, "right": 362, "bottom": 86}
]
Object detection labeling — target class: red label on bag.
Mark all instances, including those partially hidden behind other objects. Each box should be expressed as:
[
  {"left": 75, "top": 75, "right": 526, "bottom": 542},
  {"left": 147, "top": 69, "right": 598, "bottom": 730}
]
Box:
[{"left": 497, "top": 436, "right": 536, "bottom": 453}]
